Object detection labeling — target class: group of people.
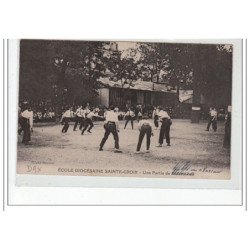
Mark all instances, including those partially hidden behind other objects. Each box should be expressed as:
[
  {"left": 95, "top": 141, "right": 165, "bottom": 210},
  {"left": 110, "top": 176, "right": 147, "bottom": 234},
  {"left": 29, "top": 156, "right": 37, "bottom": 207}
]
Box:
[
  {"left": 18, "top": 102, "right": 231, "bottom": 151},
  {"left": 60, "top": 105, "right": 172, "bottom": 153},
  {"left": 34, "top": 109, "right": 56, "bottom": 122},
  {"left": 61, "top": 105, "right": 102, "bottom": 135},
  {"left": 205, "top": 106, "right": 231, "bottom": 148}
]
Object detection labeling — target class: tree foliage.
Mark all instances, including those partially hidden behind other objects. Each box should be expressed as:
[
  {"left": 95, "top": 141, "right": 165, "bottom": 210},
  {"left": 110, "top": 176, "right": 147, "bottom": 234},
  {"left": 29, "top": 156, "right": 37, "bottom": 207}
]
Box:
[{"left": 19, "top": 40, "right": 232, "bottom": 108}]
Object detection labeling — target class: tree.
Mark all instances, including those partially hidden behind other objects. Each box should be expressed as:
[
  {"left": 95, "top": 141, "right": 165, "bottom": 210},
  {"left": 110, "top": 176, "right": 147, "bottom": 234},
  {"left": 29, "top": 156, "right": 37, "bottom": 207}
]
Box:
[
  {"left": 19, "top": 39, "right": 110, "bottom": 109},
  {"left": 107, "top": 49, "right": 140, "bottom": 87},
  {"left": 137, "top": 43, "right": 170, "bottom": 83}
]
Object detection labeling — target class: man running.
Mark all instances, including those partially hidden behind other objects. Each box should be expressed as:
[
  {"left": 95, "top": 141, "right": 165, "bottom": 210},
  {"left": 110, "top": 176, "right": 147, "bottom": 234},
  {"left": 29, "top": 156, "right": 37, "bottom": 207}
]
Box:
[
  {"left": 61, "top": 107, "right": 73, "bottom": 133},
  {"left": 73, "top": 105, "right": 83, "bottom": 131},
  {"left": 81, "top": 108, "right": 101, "bottom": 135}
]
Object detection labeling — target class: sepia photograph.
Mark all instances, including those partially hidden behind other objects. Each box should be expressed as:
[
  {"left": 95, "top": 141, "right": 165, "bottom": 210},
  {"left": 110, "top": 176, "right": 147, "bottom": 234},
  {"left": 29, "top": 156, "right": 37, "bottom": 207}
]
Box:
[{"left": 16, "top": 39, "right": 233, "bottom": 179}]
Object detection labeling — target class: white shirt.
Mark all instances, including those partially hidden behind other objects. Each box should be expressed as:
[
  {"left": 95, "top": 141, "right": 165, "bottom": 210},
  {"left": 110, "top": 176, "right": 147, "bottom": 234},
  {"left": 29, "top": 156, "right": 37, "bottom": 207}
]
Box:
[
  {"left": 21, "top": 110, "right": 33, "bottom": 128},
  {"left": 86, "top": 111, "right": 97, "bottom": 119},
  {"left": 75, "top": 108, "right": 83, "bottom": 117},
  {"left": 210, "top": 110, "right": 217, "bottom": 117},
  {"left": 158, "top": 110, "right": 170, "bottom": 119},
  {"left": 138, "top": 119, "right": 153, "bottom": 130},
  {"left": 105, "top": 110, "right": 118, "bottom": 123},
  {"left": 62, "top": 110, "right": 73, "bottom": 118},
  {"left": 153, "top": 109, "right": 159, "bottom": 117},
  {"left": 84, "top": 108, "right": 90, "bottom": 114},
  {"left": 125, "top": 110, "right": 135, "bottom": 117}
]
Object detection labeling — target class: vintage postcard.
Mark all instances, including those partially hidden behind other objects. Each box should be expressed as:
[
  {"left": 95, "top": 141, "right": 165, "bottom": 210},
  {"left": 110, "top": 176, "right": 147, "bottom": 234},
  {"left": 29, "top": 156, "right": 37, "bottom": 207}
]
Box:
[{"left": 13, "top": 39, "right": 241, "bottom": 185}]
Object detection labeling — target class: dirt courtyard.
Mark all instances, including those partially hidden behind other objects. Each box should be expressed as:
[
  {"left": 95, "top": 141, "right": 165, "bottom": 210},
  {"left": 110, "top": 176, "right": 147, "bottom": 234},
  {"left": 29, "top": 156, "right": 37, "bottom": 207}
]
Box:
[{"left": 17, "top": 119, "right": 230, "bottom": 179}]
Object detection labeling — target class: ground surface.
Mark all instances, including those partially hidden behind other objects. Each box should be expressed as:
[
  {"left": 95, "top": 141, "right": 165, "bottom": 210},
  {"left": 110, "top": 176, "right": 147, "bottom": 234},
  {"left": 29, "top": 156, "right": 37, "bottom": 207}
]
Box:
[{"left": 17, "top": 119, "right": 230, "bottom": 179}]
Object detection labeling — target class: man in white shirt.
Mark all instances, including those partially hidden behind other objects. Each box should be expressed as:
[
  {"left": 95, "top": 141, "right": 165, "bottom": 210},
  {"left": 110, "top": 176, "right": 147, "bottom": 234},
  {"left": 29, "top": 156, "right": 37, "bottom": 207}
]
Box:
[
  {"left": 61, "top": 107, "right": 73, "bottom": 133},
  {"left": 124, "top": 108, "right": 135, "bottom": 129},
  {"left": 73, "top": 105, "right": 83, "bottom": 131},
  {"left": 157, "top": 107, "right": 172, "bottom": 147},
  {"left": 20, "top": 105, "right": 33, "bottom": 144},
  {"left": 99, "top": 106, "right": 122, "bottom": 153},
  {"left": 206, "top": 107, "right": 218, "bottom": 132},
  {"left": 81, "top": 108, "right": 98, "bottom": 135},
  {"left": 152, "top": 106, "right": 160, "bottom": 128},
  {"left": 136, "top": 116, "right": 154, "bottom": 153}
]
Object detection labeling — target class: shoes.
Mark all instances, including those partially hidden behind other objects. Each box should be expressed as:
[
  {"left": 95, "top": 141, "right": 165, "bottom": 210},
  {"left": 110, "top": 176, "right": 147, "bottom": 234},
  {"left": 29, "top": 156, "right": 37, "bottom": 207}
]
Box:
[
  {"left": 87, "top": 131, "right": 92, "bottom": 133},
  {"left": 114, "top": 149, "right": 122, "bottom": 153},
  {"left": 99, "top": 148, "right": 103, "bottom": 151},
  {"left": 156, "top": 144, "right": 162, "bottom": 147},
  {"left": 167, "top": 143, "right": 171, "bottom": 146},
  {"left": 205, "top": 129, "right": 209, "bottom": 131},
  {"left": 135, "top": 151, "right": 141, "bottom": 154},
  {"left": 146, "top": 150, "right": 150, "bottom": 153}
]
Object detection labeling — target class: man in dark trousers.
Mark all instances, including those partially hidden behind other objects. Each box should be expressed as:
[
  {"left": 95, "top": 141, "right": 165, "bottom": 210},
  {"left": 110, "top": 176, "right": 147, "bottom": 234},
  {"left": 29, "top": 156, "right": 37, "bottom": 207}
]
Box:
[
  {"left": 136, "top": 115, "right": 154, "bottom": 153},
  {"left": 152, "top": 106, "right": 160, "bottom": 129},
  {"left": 18, "top": 105, "right": 23, "bottom": 135},
  {"left": 156, "top": 107, "right": 172, "bottom": 147},
  {"left": 99, "top": 106, "right": 122, "bottom": 153},
  {"left": 81, "top": 108, "right": 100, "bottom": 135},
  {"left": 73, "top": 105, "right": 83, "bottom": 131},
  {"left": 206, "top": 107, "right": 218, "bottom": 132},
  {"left": 20, "top": 105, "right": 33, "bottom": 145},
  {"left": 124, "top": 108, "right": 135, "bottom": 129},
  {"left": 223, "top": 112, "right": 231, "bottom": 148},
  {"left": 61, "top": 107, "right": 73, "bottom": 133}
]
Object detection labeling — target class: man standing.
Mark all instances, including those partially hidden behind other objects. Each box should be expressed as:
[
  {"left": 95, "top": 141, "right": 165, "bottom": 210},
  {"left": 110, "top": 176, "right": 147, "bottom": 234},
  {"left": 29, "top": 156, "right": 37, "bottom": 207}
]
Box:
[
  {"left": 20, "top": 105, "right": 33, "bottom": 145},
  {"left": 61, "top": 107, "right": 73, "bottom": 133},
  {"left": 124, "top": 108, "right": 135, "bottom": 129},
  {"left": 157, "top": 107, "right": 172, "bottom": 147},
  {"left": 206, "top": 107, "right": 218, "bottom": 132},
  {"left": 136, "top": 115, "right": 154, "bottom": 153},
  {"left": 18, "top": 105, "right": 23, "bottom": 135},
  {"left": 73, "top": 105, "right": 83, "bottom": 131},
  {"left": 223, "top": 112, "right": 231, "bottom": 148},
  {"left": 99, "top": 106, "right": 122, "bottom": 153},
  {"left": 152, "top": 106, "right": 160, "bottom": 129}
]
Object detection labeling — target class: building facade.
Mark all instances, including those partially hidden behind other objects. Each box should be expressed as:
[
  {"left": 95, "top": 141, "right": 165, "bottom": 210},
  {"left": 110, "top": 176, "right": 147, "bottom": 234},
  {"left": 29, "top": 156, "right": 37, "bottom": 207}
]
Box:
[{"left": 95, "top": 78, "right": 178, "bottom": 108}]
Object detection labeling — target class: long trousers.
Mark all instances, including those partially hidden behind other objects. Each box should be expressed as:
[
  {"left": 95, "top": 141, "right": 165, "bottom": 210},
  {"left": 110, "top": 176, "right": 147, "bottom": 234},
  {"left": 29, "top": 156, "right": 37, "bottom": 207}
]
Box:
[
  {"left": 18, "top": 117, "right": 24, "bottom": 135},
  {"left": 124, "top": 116, "right": 133, "bottom": 129},
  {"left": 22, "top": 122, "right": 31, "bottom": 144},
  {"left": 207, "top": 117, "right": 217, "bottom": 131},
  {"left": 62, "top": 118, "right": 70, "bottom": 133},
  {"left": 136, "top": 125, "right": 152, "bottom": 151},
  {"left": 79, "top": 118, "right": 85, "bottom": 130},
  {"left": 81, "top": 118, "right": 94, "bottom": 134},
  {"left": 73, "top": 116, "right": 82, "bottom": 131},
  {"left": 100, "top": 122, "right": 119, "bottom": 149},
  {"left": 223, "top": 121, "right": 231, "bottom": 148},
  {"left": 154, "top": 115, "right": 159, "bottom": 128},
  {"left": 159, "top": 119, "right": 170, "bottom": 145}
]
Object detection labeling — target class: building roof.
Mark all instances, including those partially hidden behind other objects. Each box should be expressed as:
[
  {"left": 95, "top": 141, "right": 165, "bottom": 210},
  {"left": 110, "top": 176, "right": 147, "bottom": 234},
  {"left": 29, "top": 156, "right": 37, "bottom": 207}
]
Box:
[
  {"left": 179, "top": 90, "right": 193, "bottom": 103},
  {"left": 99, "top": 77, "right": 177, "bottom": 94}
]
